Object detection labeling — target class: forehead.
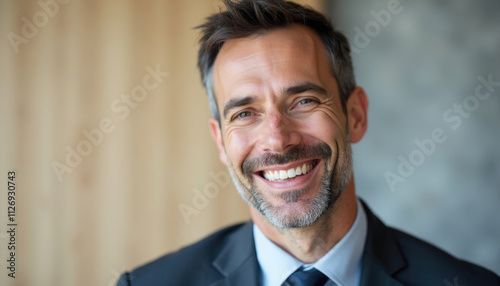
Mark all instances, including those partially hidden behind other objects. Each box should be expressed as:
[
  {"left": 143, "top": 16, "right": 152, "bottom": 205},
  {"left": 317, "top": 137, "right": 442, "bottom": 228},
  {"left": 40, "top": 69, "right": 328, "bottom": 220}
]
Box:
[{"left": 212, "top": 24, "right": 332, "bottom": 102}]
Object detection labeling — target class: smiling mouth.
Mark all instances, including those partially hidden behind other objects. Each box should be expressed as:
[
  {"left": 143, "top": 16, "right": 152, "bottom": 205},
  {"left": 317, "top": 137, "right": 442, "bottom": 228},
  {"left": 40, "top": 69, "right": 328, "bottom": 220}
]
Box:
[{"left": 259, "top": 160, "right": 318, "bottom": 182}]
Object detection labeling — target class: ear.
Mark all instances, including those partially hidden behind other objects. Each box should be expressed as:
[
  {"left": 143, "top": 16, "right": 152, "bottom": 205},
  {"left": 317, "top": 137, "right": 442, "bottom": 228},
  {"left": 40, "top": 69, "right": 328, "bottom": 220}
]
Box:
[
  {"left": 346, "top": 87, "right": 368, "bottom": 143},
  {"left": 209, "top": 118, "right": 228, "bottom": 165}
]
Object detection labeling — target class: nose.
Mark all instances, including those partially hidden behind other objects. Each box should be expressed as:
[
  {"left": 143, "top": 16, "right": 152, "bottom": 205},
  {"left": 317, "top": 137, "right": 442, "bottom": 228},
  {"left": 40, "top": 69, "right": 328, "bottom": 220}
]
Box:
[{"left": 257, "top": 111, "right": 302, "bottom": 153}]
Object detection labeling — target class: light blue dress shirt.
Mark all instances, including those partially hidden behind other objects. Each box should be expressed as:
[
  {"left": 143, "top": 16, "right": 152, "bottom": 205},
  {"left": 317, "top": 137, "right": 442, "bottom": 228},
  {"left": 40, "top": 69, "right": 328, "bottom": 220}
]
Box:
[{"left": 253, "top": 199, "right": 368, "bottom": 286}]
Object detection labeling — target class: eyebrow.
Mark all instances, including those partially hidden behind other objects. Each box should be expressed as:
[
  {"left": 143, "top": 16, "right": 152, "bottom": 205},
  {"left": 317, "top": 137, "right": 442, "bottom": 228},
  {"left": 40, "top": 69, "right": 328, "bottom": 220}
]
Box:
[
  {"left": 223, "top": 96, "right": 256, "bottom": 120},
  {"left": 284, "top": 82, "right": 328, "bottom": 98},
  {"left": 222, "top": 82, "right": 328, "bottom": 120}
]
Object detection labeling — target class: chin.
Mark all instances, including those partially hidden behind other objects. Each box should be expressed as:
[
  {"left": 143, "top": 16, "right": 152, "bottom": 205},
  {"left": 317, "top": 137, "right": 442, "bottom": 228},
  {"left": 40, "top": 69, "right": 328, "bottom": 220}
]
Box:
[{"left": 259, "top": 193, "right": 332, "bottom": 229}]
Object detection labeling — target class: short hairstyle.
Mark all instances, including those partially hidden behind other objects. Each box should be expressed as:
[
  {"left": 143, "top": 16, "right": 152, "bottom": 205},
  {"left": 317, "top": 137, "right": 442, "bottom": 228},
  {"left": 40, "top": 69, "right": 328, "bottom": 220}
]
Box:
[{"left": 196, "top": 0, "right": 356, "bottom": 123}]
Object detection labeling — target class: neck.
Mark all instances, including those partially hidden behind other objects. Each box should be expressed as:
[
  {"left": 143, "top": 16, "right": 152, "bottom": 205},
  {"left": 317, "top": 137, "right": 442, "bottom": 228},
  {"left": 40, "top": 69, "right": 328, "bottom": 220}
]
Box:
[{"left": 250, "top": 179, "right": 358, "bottom": 263}]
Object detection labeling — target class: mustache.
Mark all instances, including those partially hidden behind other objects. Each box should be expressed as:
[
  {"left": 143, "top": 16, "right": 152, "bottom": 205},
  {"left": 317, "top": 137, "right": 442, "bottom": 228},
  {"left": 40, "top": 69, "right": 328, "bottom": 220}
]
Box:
[{"left": 241, "top": 142, "right": 332, "bottom": 177}]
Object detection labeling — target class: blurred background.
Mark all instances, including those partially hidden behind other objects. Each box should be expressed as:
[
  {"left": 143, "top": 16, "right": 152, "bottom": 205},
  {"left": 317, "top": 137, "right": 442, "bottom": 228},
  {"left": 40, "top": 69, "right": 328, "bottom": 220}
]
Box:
[{"left": 0, "top": 0, "right": 498, "bottom": 285}]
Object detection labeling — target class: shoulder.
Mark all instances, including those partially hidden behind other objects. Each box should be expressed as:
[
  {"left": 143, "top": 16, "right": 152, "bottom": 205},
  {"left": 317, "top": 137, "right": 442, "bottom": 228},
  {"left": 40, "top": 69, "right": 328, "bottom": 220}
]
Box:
[
  {"left": 390, "top": 227, "right": 499, "bottom": 285},
  {"left": 361, "top": 201, "right": 499, "bottom": 285},
  {"left": 118, "top": 222, "right": 251, "bottom": 286}
]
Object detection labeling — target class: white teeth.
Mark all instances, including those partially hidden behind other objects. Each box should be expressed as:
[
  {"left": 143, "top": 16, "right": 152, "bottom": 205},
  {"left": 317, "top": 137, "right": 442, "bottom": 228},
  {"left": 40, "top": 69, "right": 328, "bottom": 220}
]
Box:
[
  {"left": 279, "top": 170, "right": 288, "bottom": 180},
  {"left": 295, "top": 166, "right": 302, "bottom": 175},
  {"left": 262, "top": 162, "right": 314, "bottom": 182},
  {"left": 268, "top": 172, "right": 275, "bottom": 181}
]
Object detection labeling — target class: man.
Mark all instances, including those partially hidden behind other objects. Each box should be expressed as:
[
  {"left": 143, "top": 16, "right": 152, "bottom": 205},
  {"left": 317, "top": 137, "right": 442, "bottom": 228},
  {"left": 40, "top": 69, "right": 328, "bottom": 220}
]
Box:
[{"left": 118, "top": 0, "right": 499, "bottom": 285}]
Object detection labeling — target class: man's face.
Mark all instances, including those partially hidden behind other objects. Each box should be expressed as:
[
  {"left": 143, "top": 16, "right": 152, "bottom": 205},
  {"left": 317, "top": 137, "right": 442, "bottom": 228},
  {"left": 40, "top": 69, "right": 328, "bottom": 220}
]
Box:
[{"left": 210, "top": 24, "right": 357, "bottom": 229}]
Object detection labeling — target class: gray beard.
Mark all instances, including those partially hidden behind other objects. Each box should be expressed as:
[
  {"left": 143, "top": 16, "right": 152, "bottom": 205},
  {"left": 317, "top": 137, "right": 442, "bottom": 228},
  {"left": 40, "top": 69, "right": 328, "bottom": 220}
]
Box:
[{"left": 227, "top": 139, "right": 353, "bottom": 229}]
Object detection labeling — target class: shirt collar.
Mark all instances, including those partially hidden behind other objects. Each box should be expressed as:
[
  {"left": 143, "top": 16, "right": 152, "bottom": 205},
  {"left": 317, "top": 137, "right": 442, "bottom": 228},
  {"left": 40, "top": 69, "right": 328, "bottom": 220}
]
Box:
[{"left": 253, "top": 199, "right": 368, "bottom": 286}]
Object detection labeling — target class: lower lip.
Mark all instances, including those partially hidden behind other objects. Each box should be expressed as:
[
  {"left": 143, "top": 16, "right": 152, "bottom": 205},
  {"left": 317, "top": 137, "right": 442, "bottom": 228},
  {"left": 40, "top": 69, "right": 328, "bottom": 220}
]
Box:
[{"left": 254, "top": 161, "right": 320, "bottom": 190}]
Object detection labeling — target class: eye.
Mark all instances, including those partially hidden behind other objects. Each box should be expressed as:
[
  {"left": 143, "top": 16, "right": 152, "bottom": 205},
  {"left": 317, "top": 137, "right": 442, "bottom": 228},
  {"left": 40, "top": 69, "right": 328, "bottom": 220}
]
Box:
[
  {"left": 233, "top": 111, "right": 255, "bottom": 120},
  {"left": 239, "top": 111, "right": 253, "bottom": 118},
  {"left": 297, "top": 98, "right": 314, "bottom": 105},
  {"left": 294, "top": 98, "right": 319, "bottom": 108}
]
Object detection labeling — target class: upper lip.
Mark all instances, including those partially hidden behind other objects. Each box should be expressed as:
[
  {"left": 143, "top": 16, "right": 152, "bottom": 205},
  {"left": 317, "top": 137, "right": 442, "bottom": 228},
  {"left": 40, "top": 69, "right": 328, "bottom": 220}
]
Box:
[{"left": 253, "top": 159, "right": 319, "bottom": 174}]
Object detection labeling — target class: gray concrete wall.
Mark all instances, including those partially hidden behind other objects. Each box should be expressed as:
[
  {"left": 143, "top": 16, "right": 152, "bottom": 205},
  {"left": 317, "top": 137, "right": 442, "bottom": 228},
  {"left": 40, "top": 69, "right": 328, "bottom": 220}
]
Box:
[{"left": 329, "top": 0, "right": 500, "bottom": 275}]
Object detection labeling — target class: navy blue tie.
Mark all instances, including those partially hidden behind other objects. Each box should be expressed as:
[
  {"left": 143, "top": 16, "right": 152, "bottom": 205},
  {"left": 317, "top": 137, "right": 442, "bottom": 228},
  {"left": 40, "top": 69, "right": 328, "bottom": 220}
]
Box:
[{"left": 285, "top": 268, "right": 329, "bottom": 286}]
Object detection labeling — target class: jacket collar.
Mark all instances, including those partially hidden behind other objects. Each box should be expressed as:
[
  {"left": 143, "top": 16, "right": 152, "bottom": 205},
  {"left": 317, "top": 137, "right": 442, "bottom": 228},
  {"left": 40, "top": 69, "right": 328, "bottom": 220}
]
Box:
[
  {"left": 359, "top": 200, "right": 407, "bottom": 286},
  {"left": 210, "top": 222, "right": 260, "bottom": 286},
  {"left": 209, "top": 200, "right": 408, "bottom": 286}
]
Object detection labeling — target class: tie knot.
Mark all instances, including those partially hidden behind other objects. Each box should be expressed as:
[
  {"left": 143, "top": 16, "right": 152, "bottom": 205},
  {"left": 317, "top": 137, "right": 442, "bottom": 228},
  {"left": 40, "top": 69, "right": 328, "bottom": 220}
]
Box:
[{"left": 285, "top": 268, "right": 329, "bottom": 286}]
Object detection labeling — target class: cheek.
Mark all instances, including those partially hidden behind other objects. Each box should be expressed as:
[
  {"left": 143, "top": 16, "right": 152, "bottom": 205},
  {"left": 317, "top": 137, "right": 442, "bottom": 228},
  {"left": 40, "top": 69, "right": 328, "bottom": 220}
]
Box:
[
  {"left": 299, "top": 112, "right": 345, "bottom": 143},
  {"left": 224, "top": 128, "right": 258, "bottom": 165}
]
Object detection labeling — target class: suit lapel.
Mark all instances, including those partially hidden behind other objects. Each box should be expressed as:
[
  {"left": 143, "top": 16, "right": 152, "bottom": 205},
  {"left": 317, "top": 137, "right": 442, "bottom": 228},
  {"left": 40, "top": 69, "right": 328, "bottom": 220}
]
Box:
[
  {"left": 359, "top": 201, "right": 407, "bottom": 286},
  {"left": 360, "top": 254, "right": 405, "bottom": 286},
  {"left": 210, "top": 222, "right": 260, "bottom": 286}
]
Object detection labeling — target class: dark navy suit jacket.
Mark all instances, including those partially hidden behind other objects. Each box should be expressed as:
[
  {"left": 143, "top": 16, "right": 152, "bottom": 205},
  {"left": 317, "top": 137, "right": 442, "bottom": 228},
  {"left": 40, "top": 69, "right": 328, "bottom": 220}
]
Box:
[{"left": 117, "top": 202, "right": 499, "bottom": 285}]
